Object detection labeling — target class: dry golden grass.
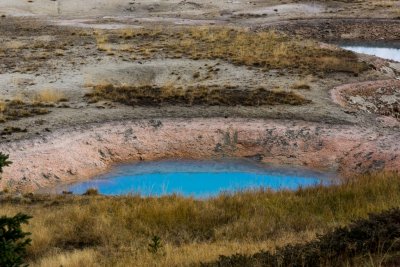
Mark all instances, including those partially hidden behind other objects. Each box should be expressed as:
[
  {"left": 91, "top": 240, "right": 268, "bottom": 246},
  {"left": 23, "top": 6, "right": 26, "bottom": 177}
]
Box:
[
  {"left": 0, "top": 97, "right": 50, "bottom": 124},
  {"left": 29, "top": 238, "right": 317, "bottom": 267},
  {"left": 0, "top": 101, "right": 6, "bottom": 113},
  {"left": 4, "top": 40, "right": 27, "bottom": 50},
  {"left": 372, "top": 0, "right": 397, "bottom": 8},
  {"left": 1, "top": 172, "right": 400, "bottom": 266},
  {"left": 317, "top": 56, "right": 365, "bottom": 74},
  {"left": 30, "top": 249, "right": 99, "bottom": 267},
  {"left": 0, "top": 101, "right": 6, "bottom": 123},
  {"left": 85, "top": 83, "right": 310, "bottom": 106},
  {"left": 34, "top": 88, "right": 67, "bottom": 104},
  {"left": 164, "top": 234, "right": 314, "bottom": 266},
  {"left": 292, "top": 76, "right": 312, "bottom": 90},
  {"left": 93, "top": 27, "right": 367, "bottom": 74}
]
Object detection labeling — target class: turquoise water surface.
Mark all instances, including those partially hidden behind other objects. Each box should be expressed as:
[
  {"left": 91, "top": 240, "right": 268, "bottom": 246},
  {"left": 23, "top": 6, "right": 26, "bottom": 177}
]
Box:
[{"left": 57, "top": 159, "right": 333, "bottom": 198}]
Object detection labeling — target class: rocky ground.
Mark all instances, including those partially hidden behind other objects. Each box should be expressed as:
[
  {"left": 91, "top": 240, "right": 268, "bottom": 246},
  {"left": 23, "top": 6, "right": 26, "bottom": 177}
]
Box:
[
  {"left": 0, "top": 0, "right": 399, "bottom": 192},
  {"left": 332, "top": 79, "right": 400, "bottom": 121}
]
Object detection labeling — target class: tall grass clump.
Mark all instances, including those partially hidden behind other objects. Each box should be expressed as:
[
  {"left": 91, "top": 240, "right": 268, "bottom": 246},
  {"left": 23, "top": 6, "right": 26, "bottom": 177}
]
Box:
[{"left": 34, "top": 88, "right": 67, "bottom": 104}]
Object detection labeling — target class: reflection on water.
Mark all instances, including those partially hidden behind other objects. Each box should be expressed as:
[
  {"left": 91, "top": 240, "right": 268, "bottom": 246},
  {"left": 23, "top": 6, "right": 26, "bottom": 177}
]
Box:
[
  {"left": 51, "top": 159, "right": 334, "bottom": 198},
  {"left": 341, "top": 45, "right": 400, "bottom": 62}
]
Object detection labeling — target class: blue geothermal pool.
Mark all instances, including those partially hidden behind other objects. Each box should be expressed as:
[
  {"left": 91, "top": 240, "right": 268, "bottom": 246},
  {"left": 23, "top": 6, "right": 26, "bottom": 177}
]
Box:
[{"left": 54, "top": 159, "right": 333, "bottom": 198}]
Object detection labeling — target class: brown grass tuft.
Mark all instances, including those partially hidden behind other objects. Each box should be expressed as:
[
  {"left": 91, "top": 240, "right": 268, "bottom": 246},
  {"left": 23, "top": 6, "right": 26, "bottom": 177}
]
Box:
[
  {"left": 0, "top": 98, "right": 50, "bottom": 124},
  {"left": 85, "top": 84, "right": 310, "bottom": 106},
  {"left": 292, "top": 77, "right": 312, "bottom": 90},
  {"left": 83, "top": 188, "right": 99, "bottom": 196},
  {"left": 34, "top": 89, "right": 68, "bottom": 104}
]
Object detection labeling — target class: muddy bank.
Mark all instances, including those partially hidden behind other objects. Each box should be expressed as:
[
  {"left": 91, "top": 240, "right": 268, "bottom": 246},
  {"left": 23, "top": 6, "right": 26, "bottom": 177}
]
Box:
[{"left": 1, "top": 118, "right": 399, "bottom": 192}]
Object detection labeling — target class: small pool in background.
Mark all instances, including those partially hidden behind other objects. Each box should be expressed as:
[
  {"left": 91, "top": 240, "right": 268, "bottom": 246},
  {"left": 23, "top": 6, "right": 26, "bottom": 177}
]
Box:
[
  {"left": 52, "top": 159, "right": 334, "bottom": 198},
  {"left": 341, "top": 43, "right": 400, "bottom": 62}
]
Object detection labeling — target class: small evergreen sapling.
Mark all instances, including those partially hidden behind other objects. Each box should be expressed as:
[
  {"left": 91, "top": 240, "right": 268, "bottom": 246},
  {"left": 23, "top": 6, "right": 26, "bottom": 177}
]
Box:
[
  {"left": 0, "top": 213, "right": 32, "bottom": 267},
  {"left": 148, "top": 235, "right": 163, "bottom": 254},
  {"left": 0, "top": 153, "right": 32, "bottom": 266},
  {"left": 0, "top": 152, "right": 12, "bottom": 174}
]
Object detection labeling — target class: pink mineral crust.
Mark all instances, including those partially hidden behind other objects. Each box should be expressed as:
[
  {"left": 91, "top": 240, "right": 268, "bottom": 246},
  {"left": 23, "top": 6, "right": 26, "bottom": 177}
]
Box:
[{"left": 0, "top": 118, "right": 399, "bottom": 192}]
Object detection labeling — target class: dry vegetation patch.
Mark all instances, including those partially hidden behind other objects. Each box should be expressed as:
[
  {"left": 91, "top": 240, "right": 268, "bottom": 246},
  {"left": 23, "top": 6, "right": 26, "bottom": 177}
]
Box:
[
  {"left": 1, "top": 173, "right": 400, "bottom": 266},
  {"left": 291, "top": 76, "right": 313, "bottom": 90},
  {"left": 95, "top": 27, "right": 367, "bottom": 74},
  {"left": 85, "top": 84, "right": 310, "bottom": 106},
  {"left": 0, "top": 89, "right": 68, "bottom": 127},
  {"left": 0, "top": 99, "right": 50, "bottom": 123},
  {"left": 0, "top": 20, "right": 94, "bottom": 74},
  {"left": 34, "top": 89, "right": 68, "bottom": 104}
]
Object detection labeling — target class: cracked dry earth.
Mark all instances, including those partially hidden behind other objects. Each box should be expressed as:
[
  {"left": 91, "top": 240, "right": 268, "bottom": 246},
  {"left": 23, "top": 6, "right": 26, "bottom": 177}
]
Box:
[{"left": 0, "top": 0, "right": 400, "bottom": 192}]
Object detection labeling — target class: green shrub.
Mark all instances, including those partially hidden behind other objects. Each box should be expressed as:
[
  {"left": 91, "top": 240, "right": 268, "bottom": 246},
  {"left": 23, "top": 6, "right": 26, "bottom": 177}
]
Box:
[
  {"left": 148, "top": 235, "right": 163, "bottom": 255},
  {"left": 0, "top": 213, "right": 32, "bottom": 267},
  {"left": 0, "top": 152, "right": 12, "bottom": 174}
]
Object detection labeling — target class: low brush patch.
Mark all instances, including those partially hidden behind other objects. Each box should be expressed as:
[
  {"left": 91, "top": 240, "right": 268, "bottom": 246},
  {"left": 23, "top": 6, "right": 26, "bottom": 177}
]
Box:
[
  {"left": 85, "top": 84, "right": 310, "bottom": 106},
  {"left": 94, "top": 27, "right": 368, "bottom": 75},
  {"left": 0, "top": 100, "right": 50, "bottom": 123},
  {"left": 203, "top": 208, "right": 400, "bottom": 266}
]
